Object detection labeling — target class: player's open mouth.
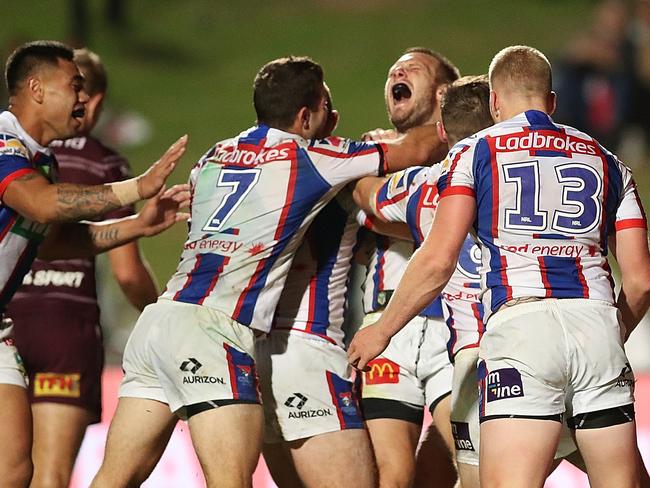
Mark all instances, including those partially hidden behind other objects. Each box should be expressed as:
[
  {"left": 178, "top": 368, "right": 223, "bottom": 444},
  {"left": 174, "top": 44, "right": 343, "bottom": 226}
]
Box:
[
  {"left": 72, "top": 107, "right": 85, "bottom": 119},
  {"left": 392, "top": 83, "right": 412, "bottom": 102}
]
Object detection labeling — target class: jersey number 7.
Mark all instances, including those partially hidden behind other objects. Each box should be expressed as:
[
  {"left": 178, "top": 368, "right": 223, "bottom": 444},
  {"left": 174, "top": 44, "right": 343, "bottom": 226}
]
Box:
[{"left": 202, "top": 168, "right": 261, "bottom": 232}]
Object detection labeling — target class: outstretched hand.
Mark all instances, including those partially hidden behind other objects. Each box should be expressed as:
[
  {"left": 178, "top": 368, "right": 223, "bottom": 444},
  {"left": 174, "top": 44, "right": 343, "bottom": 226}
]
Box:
[
  {"left": 137, "top": 135, "right": 188, "bottom": 199},
  {"left": 347, "top": 321, "right": 391, "bottom": 371},
  {"left": 137, "top": 184, "right": 191, "bottom": 237},
  {"left": 361, "top": 128, "right": 399, "bottom": 142}
]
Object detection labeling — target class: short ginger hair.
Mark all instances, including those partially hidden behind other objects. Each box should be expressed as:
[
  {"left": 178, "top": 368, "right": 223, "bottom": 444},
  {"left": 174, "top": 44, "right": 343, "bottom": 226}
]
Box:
[{"left": 488, "top": 45, "right": 552, "bottom": 97}]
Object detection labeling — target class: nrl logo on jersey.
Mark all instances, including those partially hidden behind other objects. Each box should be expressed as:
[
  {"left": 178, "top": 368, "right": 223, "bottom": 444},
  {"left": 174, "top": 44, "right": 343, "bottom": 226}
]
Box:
[{"left": 0, "top": 135, "right": 29, "bottom": 159}]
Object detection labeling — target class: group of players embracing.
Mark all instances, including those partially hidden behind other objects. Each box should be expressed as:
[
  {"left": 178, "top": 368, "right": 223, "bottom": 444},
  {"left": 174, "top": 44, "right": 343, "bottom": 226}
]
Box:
[{"left": 1, "top": 39, "right": 649, "bottom": 488}]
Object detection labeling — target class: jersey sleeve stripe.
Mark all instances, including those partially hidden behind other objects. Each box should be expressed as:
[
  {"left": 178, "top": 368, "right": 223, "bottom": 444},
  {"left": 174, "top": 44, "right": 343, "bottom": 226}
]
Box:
[
  {"left": 440, "top": 186, "right": 476, "bottom": 198},
  {"left": 0, "top": 168, "right": 36, "bottom": 198},
  {"left": 615, "top": 218, "right": 648, "bottom": 231}
]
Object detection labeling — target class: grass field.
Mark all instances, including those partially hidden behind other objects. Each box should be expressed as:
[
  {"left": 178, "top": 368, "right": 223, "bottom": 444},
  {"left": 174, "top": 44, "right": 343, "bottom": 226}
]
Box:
[{"left": 6, "top": 0, "right": 641, "bottom": 281}]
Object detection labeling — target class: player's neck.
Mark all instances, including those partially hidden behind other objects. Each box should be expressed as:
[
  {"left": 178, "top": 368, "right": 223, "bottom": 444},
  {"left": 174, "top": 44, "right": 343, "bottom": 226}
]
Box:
[
  {"left": 498, "top": 99, "right": 549, "bottom": 122},
  {"left": 8, "top": 105, "right": 49, "bottom": 147}
]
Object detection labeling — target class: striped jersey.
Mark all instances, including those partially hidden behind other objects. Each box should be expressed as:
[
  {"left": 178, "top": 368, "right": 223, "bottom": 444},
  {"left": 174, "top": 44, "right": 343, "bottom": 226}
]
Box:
[
  {"left": 272, "top": 190, "right": 359, "bottom": 347},
  {"left": 161, "top": 125, "right": 386, "bottom": 332},
  {"left": 361, "top": 235, "right": 414, "bottom": 314},
  {"left": 374, "top": 162, "right": 484, "bottom": 357},
  {"left": 0, "top": 111, "right": 55, "bottom": 312},
  {"left": 437, "top": 110, "right": 647, "bottom": 320}
]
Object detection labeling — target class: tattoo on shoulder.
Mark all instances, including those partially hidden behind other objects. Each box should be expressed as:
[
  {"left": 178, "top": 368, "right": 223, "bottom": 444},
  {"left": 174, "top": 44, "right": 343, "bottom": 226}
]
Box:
[{"left": 15, "top": 172, "right": 40, "bottom": 182}]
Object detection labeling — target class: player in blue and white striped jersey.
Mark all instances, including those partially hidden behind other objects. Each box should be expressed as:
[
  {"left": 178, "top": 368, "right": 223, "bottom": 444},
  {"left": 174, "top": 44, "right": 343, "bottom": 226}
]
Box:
[
  {"left": 93, "top": 56, "right": 446, "bottom": 488},
  {"left": 350, "top": 46, "right": 650, "bottom": 488}
]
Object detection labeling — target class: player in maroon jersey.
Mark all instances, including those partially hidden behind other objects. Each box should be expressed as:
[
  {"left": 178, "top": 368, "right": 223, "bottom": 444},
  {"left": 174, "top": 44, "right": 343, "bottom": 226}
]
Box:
[{"left": 6, "top": 48, "right": 160, "bottom": 488}]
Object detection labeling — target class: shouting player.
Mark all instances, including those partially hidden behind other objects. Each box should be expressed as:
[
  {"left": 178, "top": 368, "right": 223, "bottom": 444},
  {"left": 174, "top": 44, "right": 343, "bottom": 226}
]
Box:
[
  {"left": 354, "top": 75, "right": 491, "bottom": 488},
  {"left": 6, "top": 48, "right": 160, "bottom": 488},
  {"left": 358, "top": 47, "right": 460, "bottom": 488},
  {"left": 0, "top": 40, "right": 188, "bottom": 488},
  {"left": 90, "top": 56, "right": 446, "bottom": 488},
  {"left": 349, "top": 45, "right": 650, "bottom": 488}
]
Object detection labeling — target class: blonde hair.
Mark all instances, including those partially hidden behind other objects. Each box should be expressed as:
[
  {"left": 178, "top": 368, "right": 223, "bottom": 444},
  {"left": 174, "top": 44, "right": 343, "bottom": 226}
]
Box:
[
  {"left": 488, "top": 45, "right": 551, "bottom": 97},
  {"left": 73, "top": 48, "right": 107, "bottom": 97}
]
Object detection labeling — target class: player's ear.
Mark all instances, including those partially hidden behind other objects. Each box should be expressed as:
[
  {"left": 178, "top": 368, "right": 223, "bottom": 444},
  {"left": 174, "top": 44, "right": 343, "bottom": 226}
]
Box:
[
  {"left": 489, "top": 90, "right": 500, "bottom": 122},
  {"left": 298, "top": 106, "right": 311, "bottom": 131},
  {"left": 436, "top": 84, "right": 447, "bottom": 105},
  {"left": 436, "top": 120, "right": 448, "bottom": 146},
  {"left": 547, "top": 91, "right": 557, "bottom": 116},
  {"left": 27, "top": 75, "right": 45, "bottom": 104}
]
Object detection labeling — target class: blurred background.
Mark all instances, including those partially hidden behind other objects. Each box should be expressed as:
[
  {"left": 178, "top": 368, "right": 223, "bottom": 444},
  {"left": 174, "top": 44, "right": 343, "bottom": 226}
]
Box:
[{"left": 4, "top": 1, "right": 650, "bottom": 486}]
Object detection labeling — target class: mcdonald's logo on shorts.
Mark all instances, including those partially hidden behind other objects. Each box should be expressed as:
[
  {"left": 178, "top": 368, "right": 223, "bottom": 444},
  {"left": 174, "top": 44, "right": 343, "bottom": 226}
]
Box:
[
  {"left": 33, "top": 373, "right": 81, "bottom": 398},
  {"left": 364, "top": 358, "right": 400, "bottom": 385}
]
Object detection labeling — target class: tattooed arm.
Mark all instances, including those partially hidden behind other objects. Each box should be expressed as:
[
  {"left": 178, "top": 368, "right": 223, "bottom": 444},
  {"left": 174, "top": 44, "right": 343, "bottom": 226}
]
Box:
[
  {"left": 38, "top": 185, "right": 190, "bottom": 260},
  {"left": 2, "top": 136, "right": 187, "bottom": 224}
]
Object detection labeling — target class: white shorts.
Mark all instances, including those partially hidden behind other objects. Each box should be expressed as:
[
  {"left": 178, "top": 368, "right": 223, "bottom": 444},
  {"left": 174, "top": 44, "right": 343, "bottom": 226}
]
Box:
[
  {"left": 256, "top": 331, "right": 363, "bottom": 443},
  {"left": 120, "top": 299, "right": 260, "bottom": 419},
  {"left": 451, "top": 347, "right": 577, "bottom": 466},
  {"left": 360, "top": 312, "right": 453, "bottom": 424},
  {"left": 478, "top": 299, "right": 634, "bottom": 421},
  {"left": 0, "top": 318, "right": 27, "bottom": 388}
]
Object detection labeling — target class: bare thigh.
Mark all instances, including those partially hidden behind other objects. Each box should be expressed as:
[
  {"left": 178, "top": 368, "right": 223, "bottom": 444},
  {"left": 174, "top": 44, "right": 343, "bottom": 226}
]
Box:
[
  {"left": 366, "top": 418, "right": 420, "bottom": 488},
  {"left": 31, "top": 402, "right": 95, "bottom": 488},
  {"left": 188, "top": 403, "right": 264, "bottom": 488},
  {"left": 297, "top": 429, "right": 376, "bottom": 488},
  {"left": 413, "top": 395, "right": 457, "bottom": 488},
  {"left": 575, "top": 421, "right": 640, "bottom": 488},
  {"left": 90, "top": 397, "right": 176, "bottom": 488},
  {"left": 0, "top": 384, "right": 32, "bottom": 488},
  {"left": 480, "top": 418, "right": 561, "bottom": 488}
]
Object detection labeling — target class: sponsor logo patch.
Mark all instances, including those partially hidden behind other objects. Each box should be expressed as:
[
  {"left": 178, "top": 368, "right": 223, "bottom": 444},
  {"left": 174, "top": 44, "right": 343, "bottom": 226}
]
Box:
[
  {"left": 34, "top": 372, "right": 81, "bottom": 398},
  {"left": 179, "top": 357, "right": 225, "bottom": 385},
  {"left": 284, "top": 392, "right": 333, "bottom": 420},
  {"left": 486, "top": 368, "right": 524, "bottom": 402},
  {"left": 616, "top": 363, "right": 635, "bottom": 388},
  {"left": 364, "top": 358, "right": 400, "bottom": 385},
  {"left": 451, "top": 421, "right": 475, "bottom": 451}
]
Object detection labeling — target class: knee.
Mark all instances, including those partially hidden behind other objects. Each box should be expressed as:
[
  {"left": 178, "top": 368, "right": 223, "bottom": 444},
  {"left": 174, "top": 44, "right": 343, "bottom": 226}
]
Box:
[
  {"left": 376, "top": 461, "right": 414, "bottom": 488},
  {"left": 31, "top": 467, "right": 72, "bottom": 488},
  {"left": 90, "top": 467, "right": 148, "bottom": 488}
]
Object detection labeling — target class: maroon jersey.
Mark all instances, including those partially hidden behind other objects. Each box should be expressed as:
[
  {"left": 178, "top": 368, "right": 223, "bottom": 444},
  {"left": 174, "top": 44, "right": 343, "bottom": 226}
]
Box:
[{"left": 6, "top": 135, "right": 135, "bottom": 322}]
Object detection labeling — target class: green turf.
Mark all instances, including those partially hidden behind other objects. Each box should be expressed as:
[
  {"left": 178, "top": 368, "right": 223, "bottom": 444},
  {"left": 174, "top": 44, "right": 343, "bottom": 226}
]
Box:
[{"left": 6, "top": 0, "right": 641, "bottom": 281}]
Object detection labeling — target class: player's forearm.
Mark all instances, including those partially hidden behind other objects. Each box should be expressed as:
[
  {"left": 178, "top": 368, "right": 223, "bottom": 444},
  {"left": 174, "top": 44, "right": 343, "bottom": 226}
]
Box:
[
  {"left": 375, "top": 246, "right": 455, "bottom": 337},
  {"left": 44, "top": 180, "right": 141, "bottom": 223},
  {"left": 110, "top": 252, "right": 159, "bottom": 311},
  {"left": 118, "top": 268, "right": 159, "bottom": 311},
  {"left": 352, "top": 176, "right": 385, "bottom": 216},
  {"left": 38, "top": 217, "right": 144, "bottom": 260},
  {"left": 371, "top": 220, "right": 412, "bottom": 241},
  {"left": 617, "top": 281, "right": 650, "bottom": 341},
  {"left": 384, "top": 125, "right": 446, "bottom": 172}
]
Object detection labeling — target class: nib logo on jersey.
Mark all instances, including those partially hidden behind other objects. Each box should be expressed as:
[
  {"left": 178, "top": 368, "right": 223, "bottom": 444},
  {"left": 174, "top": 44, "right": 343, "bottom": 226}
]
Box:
[
  {"left": 179, "top": 357, "right": 225, "bottom": 385},
  {"left": 284, "top": 392, "right": 333, "bottom": 420},
  {"left": 486, "top": 368, "right": 524, "bottom": 402}
]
